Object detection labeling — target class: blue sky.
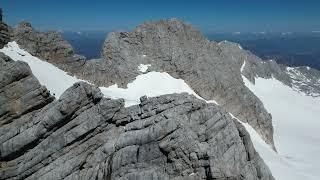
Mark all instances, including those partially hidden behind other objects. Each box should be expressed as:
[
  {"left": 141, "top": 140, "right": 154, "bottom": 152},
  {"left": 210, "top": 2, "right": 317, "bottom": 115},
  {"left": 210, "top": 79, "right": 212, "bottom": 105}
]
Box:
[{"left": 1, "top": 0, "right": 320, "bottom": 33}]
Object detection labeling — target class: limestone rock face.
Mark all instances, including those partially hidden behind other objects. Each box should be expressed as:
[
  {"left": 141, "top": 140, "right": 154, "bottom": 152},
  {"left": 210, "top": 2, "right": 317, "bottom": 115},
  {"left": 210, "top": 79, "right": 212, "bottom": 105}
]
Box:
[
  {"left": 81, "top": 19, "right": 275, "bottom": 149},
  {"left": 0, "top": 54, "right": 274, "bottom": 180},
  {"left": 16, "top": 19, "right": 312, "bottom": 150},
  {"left": 286, "top": 66, "right": 320, "bottom": 97},
  {"left": 218, "top": 41, "right": 292, "bottom": 85},
  {"left": 12, "top": 19, "right": 276, "bottom": 148},
  {"left": 0, "top": 22, "right": 10, "bottom": 48},
  {"left": 0, "top": 53, "right": 54, "bottom": 126},
  {"left": 12, "top": 21, "right": 86, "bottom": 72}
]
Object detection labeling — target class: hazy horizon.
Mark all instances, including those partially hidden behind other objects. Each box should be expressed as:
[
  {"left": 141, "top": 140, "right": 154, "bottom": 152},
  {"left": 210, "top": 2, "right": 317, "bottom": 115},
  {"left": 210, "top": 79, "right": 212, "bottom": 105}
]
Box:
[{"left": 2, "top": 0, "right": 320, "bottom": 33}]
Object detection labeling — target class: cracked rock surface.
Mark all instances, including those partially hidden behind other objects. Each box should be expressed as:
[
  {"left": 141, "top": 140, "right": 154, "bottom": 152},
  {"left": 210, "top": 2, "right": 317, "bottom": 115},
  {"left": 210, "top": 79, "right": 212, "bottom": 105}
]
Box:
[
  {"left": 18, "top": 18, "right": 320, "bottom": 150},
  {"left": 76, "top": 19, "right": 275, "bottom": 149},
  {"left": 0, "top": 54, "right": 274, "bottom": 180},
  {"left": 12, "top": 21, "right": 86, "bottom": 73}
]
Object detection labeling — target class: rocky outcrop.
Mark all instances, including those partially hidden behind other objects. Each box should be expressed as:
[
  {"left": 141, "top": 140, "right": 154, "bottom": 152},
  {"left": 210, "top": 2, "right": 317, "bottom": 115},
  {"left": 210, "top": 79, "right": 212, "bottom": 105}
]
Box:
[
  {"left": 0, "top": 54, "right": 274, "bottom": 180},
  {"left": 286, "top": 66, "right": 320, "bottom": 97},
  {"left": 217, "top": 41, "right": 292, "bottom": 86},
  {"left": 0, "top": 52, "right": 54, "bottom": 126},
  {"left": 0, "top": 22, "right": 10, "bottom": 48},
  {"left": 221, "top": 40, "right": 320, "bottom": 97},
  {"left": 12, "top": 21, "right": 86, "bottom": 73},
  {"left": 11, "top": 19, "right": 276, "bottom": 149},
  {"left": 62, "top": 19, "right": 274, "bottom": 149}
]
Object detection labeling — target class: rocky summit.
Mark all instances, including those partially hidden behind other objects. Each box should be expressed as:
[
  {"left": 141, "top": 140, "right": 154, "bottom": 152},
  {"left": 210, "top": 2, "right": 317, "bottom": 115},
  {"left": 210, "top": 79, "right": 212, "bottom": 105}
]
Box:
[
  {"left": 14, "top": 17, "right": 320, "bottom": 152},
  {"left": 1, "top": 4, "right": 320, "bottom": 179},
  {"left": 0, "top": 54, "right": 274, "bottom": 180},
  {"left": 12, "top": 21, "right": 86, "bottom": 73}
]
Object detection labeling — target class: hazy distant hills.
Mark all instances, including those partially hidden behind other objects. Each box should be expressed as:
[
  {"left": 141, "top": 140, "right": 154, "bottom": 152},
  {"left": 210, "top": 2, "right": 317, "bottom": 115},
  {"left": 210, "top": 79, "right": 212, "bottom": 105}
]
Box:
[
  {"left": 209, "top": 32, "right": 320, "bottom": 70},
  {"left": 63, "top": 31, "right": 320, "bottom": 70},
  {"left": 62, "top": 31, "right": 107, "bottom": 59}
]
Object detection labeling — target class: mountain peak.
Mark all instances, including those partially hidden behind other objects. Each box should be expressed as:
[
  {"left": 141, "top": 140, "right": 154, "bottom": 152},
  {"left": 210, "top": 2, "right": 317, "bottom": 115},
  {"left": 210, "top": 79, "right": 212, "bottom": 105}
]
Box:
[{"left": 17, "top": 21, "right": 32, "bottom": 29}]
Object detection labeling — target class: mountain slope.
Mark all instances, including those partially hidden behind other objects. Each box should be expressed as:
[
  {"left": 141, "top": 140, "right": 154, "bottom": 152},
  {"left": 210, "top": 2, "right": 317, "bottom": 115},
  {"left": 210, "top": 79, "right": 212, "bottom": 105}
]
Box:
[
  {"left": 0, "top": 53, "right": 274, "bottom": 180},
  {"left": 3, "top": 18, "right": 320, "bottom": 180},
  {"left": 242, "top": 72, "right": 320, "bottom": 180},
  {"left": 0, "top": 42, "right": 215, "bottom": 107},
  {"left": 12, "top": 20, "right": 276, "bottom": 149},
  {"left": 0, "top": 38, "right": 315, "bottom": 180}
]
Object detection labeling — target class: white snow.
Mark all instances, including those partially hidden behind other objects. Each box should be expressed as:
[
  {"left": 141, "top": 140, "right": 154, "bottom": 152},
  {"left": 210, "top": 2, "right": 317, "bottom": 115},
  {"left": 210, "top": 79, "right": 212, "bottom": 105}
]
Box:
[
  {"left": 218, "top": 40, "right": 228, "bottom": 45},
  {"left": 0, "top": 42, "right": 86, "bottom": 98},
  {"left": 100, "top": 72, "right": 218, "bottom": 107},
  {"left": 1, "top": 42, "right": 217, "bottom": 107},
  {"left": 240, "top": 60, "right": 246, "bottom": 72},
  {"left": 137, "top": 64, "right": 151, "bottom": 72},
  {"left": 242, "top": 75, "right": 320, "bottom": 180},
  {"left": 238, "top": 45, "right": 243, "bottom": 50}
]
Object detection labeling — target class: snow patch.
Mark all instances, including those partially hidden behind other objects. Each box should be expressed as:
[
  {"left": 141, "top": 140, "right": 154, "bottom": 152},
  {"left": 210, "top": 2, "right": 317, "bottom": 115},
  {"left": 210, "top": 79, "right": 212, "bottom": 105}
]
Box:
[
  {"left": 100, "top": 72, "right": 218, "bottom": 107},
  {"left": 0, "top": 42, "right": 86, "bottom": 98},
  {"left": 240, "top": 60, "right": 246, "bottom": 73},
  {"left": 138, "top": 64, "right": 151, "bottom": 73},
  {"left": 1, "top": 41, "right": 217, "bottom": 108},
  {"left": 218, "top": 40, "right": 228, "bottom": 45},
  {"left": 242, "top": 75, "right": 320, "bottom": 180}
]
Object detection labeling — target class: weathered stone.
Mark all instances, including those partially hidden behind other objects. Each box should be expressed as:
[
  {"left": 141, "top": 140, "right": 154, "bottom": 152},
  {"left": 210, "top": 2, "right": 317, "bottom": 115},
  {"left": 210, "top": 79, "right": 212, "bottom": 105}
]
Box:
[
  {"left": 71, "top": 19, "right": 276, "bottom": 149},
  {"left": 0, "top": 53, "right": 54, "bottom": 126},
  {"left": 12, "top": 21, "right": 86, "bottom": 73},
  {"left": 0, "top": 21, "right": 10, "bottom": 48},
  {"left": 0, "top": 58, "right": 274, "bottom": 179}
]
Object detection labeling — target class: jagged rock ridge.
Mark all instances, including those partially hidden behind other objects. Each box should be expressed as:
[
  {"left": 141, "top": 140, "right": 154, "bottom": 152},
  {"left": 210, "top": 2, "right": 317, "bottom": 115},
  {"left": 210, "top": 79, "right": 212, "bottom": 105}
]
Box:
[
  {"left": 0, "top": 52, "right": 54, "bottom": 126},
  {"left": 12, "top": 21, "right": 87, "bottom": 73},
  {"left": 12, "top": 19, "right": 275, "bottom": 148},
  {"left": 11, "top": 18, "right": 320, "bottom": 149},
  {"left": 81, "top": 19, "right": 276, "bottom": 149},
  {"left": 0, "top": 54, "right": 274, "bottom": 180}
]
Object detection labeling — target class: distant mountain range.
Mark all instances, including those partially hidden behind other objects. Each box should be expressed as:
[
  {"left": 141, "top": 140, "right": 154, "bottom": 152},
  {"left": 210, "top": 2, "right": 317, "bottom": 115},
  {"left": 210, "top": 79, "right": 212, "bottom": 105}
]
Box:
[
  {"left": 63, "top": 31, "right": 320, "bottom": 70},
  {"left": 208, "top": 32, "right": 320, "bottom": 70}
]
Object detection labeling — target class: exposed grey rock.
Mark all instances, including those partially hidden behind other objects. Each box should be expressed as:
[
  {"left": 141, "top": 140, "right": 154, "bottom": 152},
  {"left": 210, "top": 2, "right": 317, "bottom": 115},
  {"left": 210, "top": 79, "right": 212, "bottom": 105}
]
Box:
[
  {"left": 11, "top": 19, "right": 276, "bottom": 149},
  {"left": 66, "top": 19, "right": 274, "bottom": 149},
  {"left": 0, "top": 56, "right": 274, "bottom": 179},
  {"left": 222, "top": 40, "right": 320, "bottom": 97},
  {"left": 286, "top": 66, "right": 320, "bottom": 97},
  {"left": 218, "top": 41, "right": 292, "bottom": 86},
  {"left": 12, "top": 21, "right": 86, "bottom": 73},
  {"left": 0, "top": 53, "right": 54, "bottom": 126},
  {"left": 0, "top": 21, "right": 10, "bottom": 48}
]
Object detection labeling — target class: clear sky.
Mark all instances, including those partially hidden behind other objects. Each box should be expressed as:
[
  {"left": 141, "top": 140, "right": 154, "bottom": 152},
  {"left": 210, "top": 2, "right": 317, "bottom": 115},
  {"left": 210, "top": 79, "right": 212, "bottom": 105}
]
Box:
[{"left": 1, "top": 0, "right": 320, "bottom": 33}]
